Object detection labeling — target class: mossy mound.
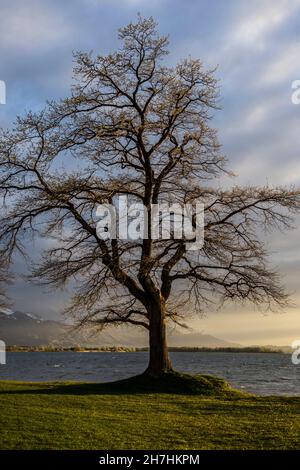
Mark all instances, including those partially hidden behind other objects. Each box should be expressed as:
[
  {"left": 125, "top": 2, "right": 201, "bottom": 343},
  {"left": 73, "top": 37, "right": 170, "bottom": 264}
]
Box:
[
  {"left": 3, "top": 372, "right": 245, "bottom": 397},
  {"left": 99, "top": 371, "right": 244, "bottom": 396}
]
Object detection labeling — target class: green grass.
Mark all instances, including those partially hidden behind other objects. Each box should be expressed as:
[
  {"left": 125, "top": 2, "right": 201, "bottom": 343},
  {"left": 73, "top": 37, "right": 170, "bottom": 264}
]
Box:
[{"left": 0, "top": 373, "right": 300, "bottom": 450}]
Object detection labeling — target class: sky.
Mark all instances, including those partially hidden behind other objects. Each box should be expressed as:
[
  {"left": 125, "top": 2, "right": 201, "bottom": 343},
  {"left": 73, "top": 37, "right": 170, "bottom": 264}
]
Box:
[{"left": 1, "top": 0, "right": 300, "bottom": 345}]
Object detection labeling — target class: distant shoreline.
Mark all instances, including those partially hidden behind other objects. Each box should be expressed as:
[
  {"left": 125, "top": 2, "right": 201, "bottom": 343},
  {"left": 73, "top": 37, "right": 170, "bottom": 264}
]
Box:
[{"left": 6, "top": 346, "right": 289, "bottom": 354}]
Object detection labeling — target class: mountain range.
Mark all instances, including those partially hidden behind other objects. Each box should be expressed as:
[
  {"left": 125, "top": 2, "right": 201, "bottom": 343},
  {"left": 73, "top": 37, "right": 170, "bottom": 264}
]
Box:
[{"left": 0, "top": 308, "right": 241, "bottom": 348}]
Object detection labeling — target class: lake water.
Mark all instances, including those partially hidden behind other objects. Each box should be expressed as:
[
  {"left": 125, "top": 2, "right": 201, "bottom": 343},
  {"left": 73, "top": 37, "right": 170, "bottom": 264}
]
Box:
[{"left": 0, "top": 351, "right": 299, "bottom": 396}]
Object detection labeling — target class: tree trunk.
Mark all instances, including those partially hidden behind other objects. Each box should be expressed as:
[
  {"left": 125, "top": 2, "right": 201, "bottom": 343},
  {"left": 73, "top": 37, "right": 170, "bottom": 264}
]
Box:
[{"left": 144, "top": 299, "right": 173, "bottom": 377}]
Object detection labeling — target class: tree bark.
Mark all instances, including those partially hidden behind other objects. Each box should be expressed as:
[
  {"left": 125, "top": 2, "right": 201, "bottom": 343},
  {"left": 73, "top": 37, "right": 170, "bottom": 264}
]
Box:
[{"left": 144, "top": 299, "right": 173, "bottom": 377}]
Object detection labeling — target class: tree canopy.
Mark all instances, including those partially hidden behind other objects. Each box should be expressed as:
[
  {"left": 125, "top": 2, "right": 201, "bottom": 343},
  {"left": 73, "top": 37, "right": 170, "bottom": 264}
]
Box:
[{"left": 1, "top": 16, "right": 299, "bottom": 375}]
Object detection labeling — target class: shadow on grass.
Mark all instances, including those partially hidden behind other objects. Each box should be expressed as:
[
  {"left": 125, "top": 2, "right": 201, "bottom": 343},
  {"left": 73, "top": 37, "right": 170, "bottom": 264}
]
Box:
[{"left": 0, "top": 372, "right": 244, "bottom": 397}]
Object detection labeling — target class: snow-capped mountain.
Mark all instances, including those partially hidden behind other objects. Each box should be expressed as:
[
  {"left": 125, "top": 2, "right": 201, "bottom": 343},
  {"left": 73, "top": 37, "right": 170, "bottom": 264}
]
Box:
[
  {"left": 0, "top": 309, "right": 80, "bottom": 346},
  {"left": 0, "top": 309, "right": 42, "bottom": 321},
  {"left": 0, "top": 308, "right": 241, "bottom": 348}
]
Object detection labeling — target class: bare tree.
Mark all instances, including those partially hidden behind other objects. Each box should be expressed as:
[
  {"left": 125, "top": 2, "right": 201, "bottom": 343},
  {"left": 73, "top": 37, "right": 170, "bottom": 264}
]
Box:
[
  {"left": 0, "top": 16, "right": 300, "bottom": 376},
  {"left": 0, "top": 259, "right": 11, "bottom": 309}
]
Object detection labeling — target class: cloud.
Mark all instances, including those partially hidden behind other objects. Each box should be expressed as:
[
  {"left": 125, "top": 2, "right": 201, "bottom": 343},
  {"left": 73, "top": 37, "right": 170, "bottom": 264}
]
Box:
[
  {"left": 259, "top": 43, "right": 300, "bottom": 86},
  {"left": 1, "top": 0, "right": 300, "bottom": 344},
  {"left": 0, "top": 2, "right": 72, "bottom": 52},
  {"left": 84, "top": 0, "right": 161, "bottom": 6},
  {"left": 223, "top": 99, "right": 281, "bottom": 137},
  {"left": 229, "top": 0, "right": 300, "bottom": 48}
]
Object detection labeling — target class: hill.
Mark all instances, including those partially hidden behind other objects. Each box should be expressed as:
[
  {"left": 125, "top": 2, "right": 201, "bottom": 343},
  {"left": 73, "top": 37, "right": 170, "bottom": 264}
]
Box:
[{"left": 0, "top": 308, "right": 240, "bottom": 348}]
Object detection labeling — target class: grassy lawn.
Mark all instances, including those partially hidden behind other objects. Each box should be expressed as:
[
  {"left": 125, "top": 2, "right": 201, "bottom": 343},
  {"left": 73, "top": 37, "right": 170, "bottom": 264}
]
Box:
[{"left": 0, "top": 374, "right": 299, "bottom": 450}]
